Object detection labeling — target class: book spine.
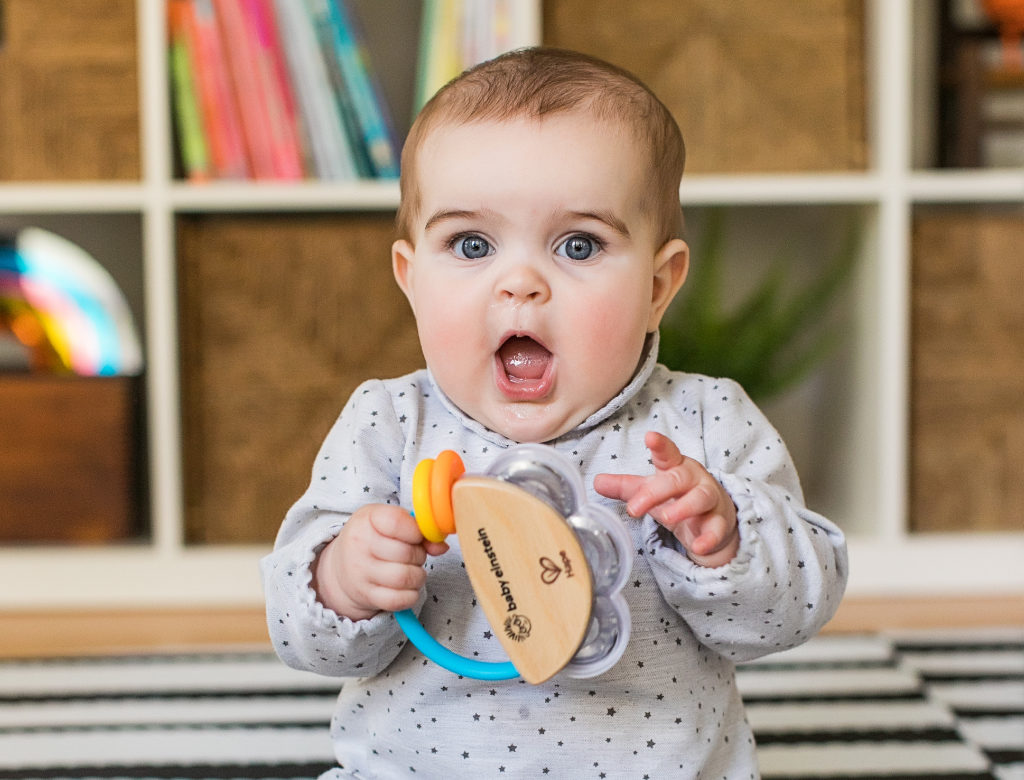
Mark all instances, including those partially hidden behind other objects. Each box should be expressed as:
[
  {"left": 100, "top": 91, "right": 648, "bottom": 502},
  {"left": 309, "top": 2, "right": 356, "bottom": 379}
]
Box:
[
  {"left": 414, "top": 0, "right": 537, "bottom": 115},
  {"left": 413, "top": 0, "right": 435, "bottom": 113},
  {"left": 188, "top": 0, "right": 250, "bottom": 179},
  {"left": 323, "top": 0, "right": 400, "bottom": 178},
  {"left": 343, "top": 0, "right": 402, "bottom": 173},
  {"left": 503, "top": 0, "right": 539, "bottom": 51},
  {"left": 273, "top": 0, "right": 358, "bottom": 180},
  {"left": 169, "top": 0, "right": 212, "bottom": 181},
  {"left": 415, "top": 0, "right": 464, "bottom": 112},
  {"left": 492, "top": 0, "right": 510, "bottom": 56},
  {"left": 215, "top": 0, "right": 277, "bottom": 178},
  {"left": 461, "top": 0, "right": 483, "bottom": 68},
  {"left": 245, "top": 0, "right": 305, "bottom": 179},
  {"left": 305, "top": 0, "right": 374, "bottom": 177}
]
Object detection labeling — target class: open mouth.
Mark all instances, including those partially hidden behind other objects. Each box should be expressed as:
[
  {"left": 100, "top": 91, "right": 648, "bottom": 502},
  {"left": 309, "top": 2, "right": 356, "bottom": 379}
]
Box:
[{"left": 496, "top": 335, "right": 554, "bottom": 398}]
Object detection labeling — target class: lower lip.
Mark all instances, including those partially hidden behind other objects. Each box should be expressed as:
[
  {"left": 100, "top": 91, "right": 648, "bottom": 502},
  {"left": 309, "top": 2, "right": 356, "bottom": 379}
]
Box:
[{"left": 493, "top": 355, "right": 555, "bottom": 401}]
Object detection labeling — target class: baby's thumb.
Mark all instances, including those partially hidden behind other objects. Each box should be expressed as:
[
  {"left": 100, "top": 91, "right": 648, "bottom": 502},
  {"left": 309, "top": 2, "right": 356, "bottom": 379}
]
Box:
[{"left": 423, "top": 539, "right": 449, "bottom": 557}]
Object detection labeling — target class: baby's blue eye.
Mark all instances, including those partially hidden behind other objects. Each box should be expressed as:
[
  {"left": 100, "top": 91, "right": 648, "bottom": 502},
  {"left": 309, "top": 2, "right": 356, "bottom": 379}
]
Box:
[
  {"left": 557, "top": 235, "right": 598, "bottom": 261},
  {"left": 454, "top": 235, "right": 491, "bottom": 259}
]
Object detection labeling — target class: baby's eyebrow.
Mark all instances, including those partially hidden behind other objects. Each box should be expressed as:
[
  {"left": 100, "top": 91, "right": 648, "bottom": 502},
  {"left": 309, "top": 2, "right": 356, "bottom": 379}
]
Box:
[
  {"left": 566, "top": 210, "right": 631, "bottom": 238},
  {"left": 423, "top": 209, "right": 480, "bottom": 232}
]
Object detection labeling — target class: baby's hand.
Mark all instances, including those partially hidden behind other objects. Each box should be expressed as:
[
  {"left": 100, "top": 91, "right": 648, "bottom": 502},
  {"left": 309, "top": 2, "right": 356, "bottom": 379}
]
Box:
[
  {"left": 312, "top": 504, "right": 449, "bottom": 621},
  {"left": 594, "top": 431, "right": 739, "bottom": 567}
]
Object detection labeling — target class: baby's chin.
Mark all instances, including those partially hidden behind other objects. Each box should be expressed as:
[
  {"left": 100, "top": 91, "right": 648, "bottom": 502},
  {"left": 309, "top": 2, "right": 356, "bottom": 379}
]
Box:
[
  {"left": 478, "top": 399, "right": 598, "bottom": 444},
  {"left": 434, "top": 370, "right": 605, "bottom": 443}
]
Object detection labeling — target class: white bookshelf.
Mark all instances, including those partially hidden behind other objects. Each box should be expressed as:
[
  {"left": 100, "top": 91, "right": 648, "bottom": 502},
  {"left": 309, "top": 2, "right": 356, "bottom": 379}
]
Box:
[{"left": 0, "top": 0, "right": 1021, "bottom": 609}]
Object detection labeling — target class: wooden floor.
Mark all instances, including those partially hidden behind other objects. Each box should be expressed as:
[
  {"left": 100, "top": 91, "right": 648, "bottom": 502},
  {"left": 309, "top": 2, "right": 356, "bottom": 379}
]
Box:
[{"left": 1, "top": 594, "right": 1022, "bottom": 659}]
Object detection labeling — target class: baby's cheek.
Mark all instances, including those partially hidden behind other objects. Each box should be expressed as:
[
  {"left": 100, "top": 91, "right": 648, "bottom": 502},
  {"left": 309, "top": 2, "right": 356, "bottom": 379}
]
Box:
[
  {"left": 417, "top": 301, "right": 467, "bottom": 353},
  {"left": 418, "top": 307, "right": 488, "bottom": 387},
  {"left": 583, "top": 299, "right": 648, "bottom": 369}
]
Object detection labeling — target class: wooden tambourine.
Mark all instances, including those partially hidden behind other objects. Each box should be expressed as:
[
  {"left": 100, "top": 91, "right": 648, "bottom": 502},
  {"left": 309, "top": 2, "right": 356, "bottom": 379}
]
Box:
[{"left": 395, "top": 444, "right": 632, "bottom": 685}]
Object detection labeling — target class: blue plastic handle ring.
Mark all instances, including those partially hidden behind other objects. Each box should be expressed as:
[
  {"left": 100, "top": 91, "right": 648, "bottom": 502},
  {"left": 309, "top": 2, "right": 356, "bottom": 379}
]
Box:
[{"left": 395, "top": 609, "right": 519, "bottom": 681}]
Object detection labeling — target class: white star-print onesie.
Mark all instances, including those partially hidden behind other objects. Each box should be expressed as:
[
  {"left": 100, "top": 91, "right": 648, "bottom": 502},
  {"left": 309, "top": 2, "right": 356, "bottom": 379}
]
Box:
[{"left": 261, "top": 336, "right": 848, "bottom": 779}]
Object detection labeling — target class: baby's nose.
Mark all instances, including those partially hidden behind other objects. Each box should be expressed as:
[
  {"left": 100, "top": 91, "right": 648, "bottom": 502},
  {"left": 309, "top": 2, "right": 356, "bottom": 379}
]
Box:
[{"left": 497, "top": 262, "right": 551, "bottom": 303}]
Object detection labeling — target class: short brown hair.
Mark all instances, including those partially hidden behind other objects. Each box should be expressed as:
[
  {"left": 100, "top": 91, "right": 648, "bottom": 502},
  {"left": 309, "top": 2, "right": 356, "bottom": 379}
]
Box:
[{"left": 396, "top": 47, "right": 685, "bottom": 244}]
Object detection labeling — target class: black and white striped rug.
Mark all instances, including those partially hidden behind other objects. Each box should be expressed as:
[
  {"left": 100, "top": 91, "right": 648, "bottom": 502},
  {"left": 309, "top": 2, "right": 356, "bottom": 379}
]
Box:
[{"left": 0, "top": 628, "right": 1020, "bottom": 780}]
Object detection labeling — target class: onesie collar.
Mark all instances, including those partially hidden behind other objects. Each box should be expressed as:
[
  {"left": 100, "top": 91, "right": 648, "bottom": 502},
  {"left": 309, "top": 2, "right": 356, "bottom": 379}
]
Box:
[{"left": 428, "top": 332, "right": 660, "bottom": 448}]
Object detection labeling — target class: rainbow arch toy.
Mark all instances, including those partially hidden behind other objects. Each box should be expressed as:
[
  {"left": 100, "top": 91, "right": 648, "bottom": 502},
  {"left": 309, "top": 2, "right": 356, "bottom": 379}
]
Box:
[{"left": 0, "top": 228, "right": 142, "bottom": 376}]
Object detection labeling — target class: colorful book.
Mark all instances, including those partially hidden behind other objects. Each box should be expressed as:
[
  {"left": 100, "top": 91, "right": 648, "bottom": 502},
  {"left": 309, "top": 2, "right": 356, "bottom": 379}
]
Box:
[
  {"left": 215, "top": 0, "right": 277, "bottom": 178},
  {"left": 414, "top": 0, "right": 463, "bottom": 113},
  {"left": 187, "top": 0, "right": 249, "bottom": 179},
  {"left": 320, "top": 0, "right": 400, "bottom": 178},
  {"left": 304, "top": 0, "right": 374, "bottom": 177},
  {"left": 215, "top": 0, "right": 304, "bottom": 179},
  {"left": 244, "top": 0, "right": 305, "bottom": 179},
  {"left": 274, "top": 0, "right": 358, "bottom": 180},
  {"left": 414, "top": 0, "right": 539, "bottom": 114},
  {"left": 168, "top": 0, "right": 211, "bottom": 181}
]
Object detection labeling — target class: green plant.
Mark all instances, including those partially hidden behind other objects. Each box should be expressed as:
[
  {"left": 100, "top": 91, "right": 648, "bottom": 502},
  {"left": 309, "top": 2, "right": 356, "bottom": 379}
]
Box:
[{"left": 658, "top": 209, "right": 859, "bottom": 402}]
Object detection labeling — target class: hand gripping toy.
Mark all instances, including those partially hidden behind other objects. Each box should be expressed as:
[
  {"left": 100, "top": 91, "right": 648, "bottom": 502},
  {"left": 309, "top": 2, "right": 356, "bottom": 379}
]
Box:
[{"left": 395, "top": 444, "right": 632, "bottom": 685}]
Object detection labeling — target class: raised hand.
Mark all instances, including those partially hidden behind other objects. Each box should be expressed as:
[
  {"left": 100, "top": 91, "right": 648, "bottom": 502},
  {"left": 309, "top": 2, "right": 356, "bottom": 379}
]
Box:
[{"left": 594, "top": 431, "right": 739, "bottom": 567}]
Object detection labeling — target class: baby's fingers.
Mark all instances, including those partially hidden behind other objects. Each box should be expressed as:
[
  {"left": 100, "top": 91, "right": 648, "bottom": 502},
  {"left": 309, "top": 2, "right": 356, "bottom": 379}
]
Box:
[
  {"left": 677, "top": 513, "right": 741, "bottom": 568},
  {"left": 623, "top": 463, "right": 701, "bottom": 518},
  {"left": 593, "top": 472, "right": 647, "bottom": 503},
  {"left": 645, "top": 483, "right": 720, "bottom": 528},
  {"left": 364, "top": 505, "right": 448, "bottom": 556},
  {"left": 369, "top": 534, "right": 428, "bottom": 567},
  {"left": 361, "top": 569, "right": 426, "bottom": 613},
  {"left": 354, "top": 551, "right": 430, "bottom": 614},
  {"left": 367, "top": 558, "right": 428, "bottom": 594},
  {"left": 368, "top": 506, "right": 427, "bottom": 545},
  {"left": 644, "top": 431, "right": 686, "bottom": 470},
  {"left": 682, "top": 513, "right": 733, "bottom": 556}
]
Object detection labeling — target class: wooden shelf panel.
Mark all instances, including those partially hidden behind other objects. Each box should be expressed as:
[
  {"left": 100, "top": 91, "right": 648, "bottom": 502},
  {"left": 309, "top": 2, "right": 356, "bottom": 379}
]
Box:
[{"left": 3, "top": 594, "right": 1022, "bottom": 659}]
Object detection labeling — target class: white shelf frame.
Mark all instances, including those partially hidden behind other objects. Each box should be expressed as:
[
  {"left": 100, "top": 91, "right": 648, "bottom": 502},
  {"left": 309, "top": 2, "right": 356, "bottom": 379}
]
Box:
[{"left": 0, "top": 0, "right": 1021, "bottom": 609}]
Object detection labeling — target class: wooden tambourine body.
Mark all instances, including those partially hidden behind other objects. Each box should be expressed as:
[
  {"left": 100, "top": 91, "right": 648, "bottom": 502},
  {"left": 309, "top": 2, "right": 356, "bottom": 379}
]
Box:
[{"left": 454, "top": 477, "right": 593, "bottom": 684}]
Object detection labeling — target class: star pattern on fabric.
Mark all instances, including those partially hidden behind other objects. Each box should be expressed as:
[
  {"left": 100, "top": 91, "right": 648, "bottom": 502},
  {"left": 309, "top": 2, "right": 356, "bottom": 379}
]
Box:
[{"left": 263, "top": 366, "right": 846, "bottom": 776}]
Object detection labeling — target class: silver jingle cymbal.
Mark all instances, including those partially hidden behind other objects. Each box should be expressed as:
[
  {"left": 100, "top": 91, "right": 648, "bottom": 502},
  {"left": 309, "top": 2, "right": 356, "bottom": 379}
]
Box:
[{"left": 564, "top": 594, "right": 631, "bottom": 678}]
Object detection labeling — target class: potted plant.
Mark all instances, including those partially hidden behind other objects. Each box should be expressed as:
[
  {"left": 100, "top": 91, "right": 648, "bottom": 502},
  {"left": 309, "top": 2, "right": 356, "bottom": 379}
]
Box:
[{"left": 659, "top": 208, "right": 859, "bottom": 403}]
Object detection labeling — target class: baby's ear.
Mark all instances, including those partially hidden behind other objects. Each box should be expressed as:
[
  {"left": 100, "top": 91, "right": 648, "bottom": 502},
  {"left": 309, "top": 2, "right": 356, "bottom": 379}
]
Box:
[
  {"left": 392, "top": 239, "right": 416, "bottom": 311},
  {"left": 647, "top": 238, "right": 689, "bottom": 332}
]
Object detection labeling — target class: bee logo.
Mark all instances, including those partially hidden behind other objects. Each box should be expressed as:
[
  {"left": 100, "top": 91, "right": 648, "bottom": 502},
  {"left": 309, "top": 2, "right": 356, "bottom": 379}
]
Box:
[{"left": 504, "top": 614, "right": 532, "bottom": 642}]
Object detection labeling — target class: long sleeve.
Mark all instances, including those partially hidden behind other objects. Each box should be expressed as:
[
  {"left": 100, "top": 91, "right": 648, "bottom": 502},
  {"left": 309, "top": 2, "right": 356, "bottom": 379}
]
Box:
[
  {"left": 640, "top": 376, "right": 848, "bottom": 662},
  {"left": 259, "top": 379, "right": 415, "bottom": 677}
]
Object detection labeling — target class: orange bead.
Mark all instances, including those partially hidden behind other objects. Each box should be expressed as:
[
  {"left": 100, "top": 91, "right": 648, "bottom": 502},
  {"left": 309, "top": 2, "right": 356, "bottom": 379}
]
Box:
[{"left": 430, "top": 450, "right": 465, "bottom": 535}]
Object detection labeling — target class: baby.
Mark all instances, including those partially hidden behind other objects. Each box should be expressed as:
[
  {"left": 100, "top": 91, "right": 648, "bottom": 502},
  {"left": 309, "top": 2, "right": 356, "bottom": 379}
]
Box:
[{"left": 262, "top": 47, "right": 847, "bottom": 778}]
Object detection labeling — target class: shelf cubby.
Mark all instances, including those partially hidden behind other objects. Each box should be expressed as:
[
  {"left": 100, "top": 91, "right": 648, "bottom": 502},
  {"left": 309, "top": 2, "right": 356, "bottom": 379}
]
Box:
[{"left": 0, "top": 0, "right": 1020, "bottom": 607}]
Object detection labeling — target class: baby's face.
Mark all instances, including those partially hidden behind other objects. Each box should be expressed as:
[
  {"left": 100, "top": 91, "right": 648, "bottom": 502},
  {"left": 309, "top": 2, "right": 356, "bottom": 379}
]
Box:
[{"left": 393, "top": 114, "right": 687, "bottom": 443}]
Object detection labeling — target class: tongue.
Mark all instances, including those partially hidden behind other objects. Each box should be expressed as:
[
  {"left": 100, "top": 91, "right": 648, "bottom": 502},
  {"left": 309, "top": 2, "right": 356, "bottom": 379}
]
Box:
[{"left": 499, "top": 337, "right": 551, "bottom": 380}]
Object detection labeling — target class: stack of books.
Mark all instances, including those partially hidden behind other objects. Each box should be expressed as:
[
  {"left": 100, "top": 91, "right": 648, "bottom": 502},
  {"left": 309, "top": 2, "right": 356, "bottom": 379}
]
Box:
[{"left": 169, "top": 0, "right": 535, "bottom": 182}]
